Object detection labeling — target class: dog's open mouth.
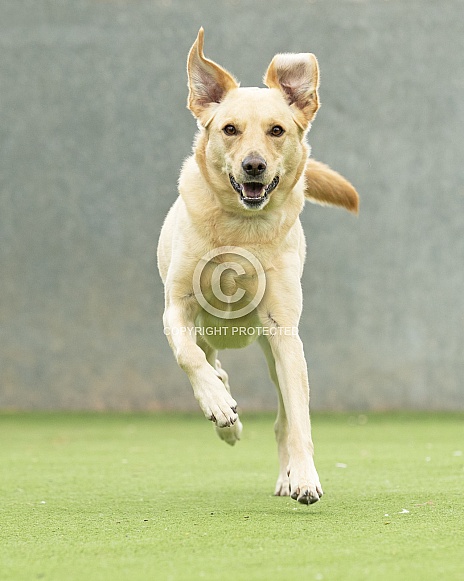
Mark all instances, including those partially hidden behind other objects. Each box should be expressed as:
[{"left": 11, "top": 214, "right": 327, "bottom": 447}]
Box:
[{"left": 229, "top": 175, "right": 280, "bottom": 208}]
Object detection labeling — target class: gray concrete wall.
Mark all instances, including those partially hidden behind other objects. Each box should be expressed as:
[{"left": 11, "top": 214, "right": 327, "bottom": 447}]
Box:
[{"left": 1, "top": 0, "right": 463, "bottom": 411}]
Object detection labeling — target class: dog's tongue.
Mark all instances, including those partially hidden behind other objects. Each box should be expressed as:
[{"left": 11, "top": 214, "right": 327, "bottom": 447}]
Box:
[{"left": 243, "top": 182, "right": 264, "bottom": 199}]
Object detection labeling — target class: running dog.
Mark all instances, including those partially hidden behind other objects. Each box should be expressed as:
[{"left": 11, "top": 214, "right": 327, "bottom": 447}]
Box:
[{"left": 158, "top": 29, "right": 359, "bottom": 504}]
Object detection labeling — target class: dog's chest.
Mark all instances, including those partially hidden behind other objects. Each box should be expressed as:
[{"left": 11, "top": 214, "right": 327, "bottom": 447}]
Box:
[{"left": 195, "top": 251, "right": 264, "bottom": 314}]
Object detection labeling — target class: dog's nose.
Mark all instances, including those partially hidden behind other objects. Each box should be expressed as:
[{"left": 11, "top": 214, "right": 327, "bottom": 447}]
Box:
[{"left": 242, "top": 155, "right": 267, "bottom": 177}]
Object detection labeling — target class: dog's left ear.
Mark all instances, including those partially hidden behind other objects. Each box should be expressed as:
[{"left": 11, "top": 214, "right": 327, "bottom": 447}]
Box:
[
  {"left": 264, "top": 53, "right": 320, "bottom": 129},
  {"left": 187, "top": 28, "right": 239, "bottom": 126}
]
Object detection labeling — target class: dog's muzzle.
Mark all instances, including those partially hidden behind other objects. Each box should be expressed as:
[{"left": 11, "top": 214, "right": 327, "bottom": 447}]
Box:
[{"left": 229, "top": 174, "right": 280, "bottom": 209}]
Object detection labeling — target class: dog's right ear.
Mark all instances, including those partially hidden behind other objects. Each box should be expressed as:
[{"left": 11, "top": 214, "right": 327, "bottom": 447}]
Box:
[{"left": 187, "top": 28, "right": 239, "bottom": 127}]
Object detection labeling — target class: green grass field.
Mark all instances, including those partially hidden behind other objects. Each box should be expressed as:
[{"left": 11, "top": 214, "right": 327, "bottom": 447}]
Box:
[{"left": 1, "top": 413, "right": 463, "bottom": 581}]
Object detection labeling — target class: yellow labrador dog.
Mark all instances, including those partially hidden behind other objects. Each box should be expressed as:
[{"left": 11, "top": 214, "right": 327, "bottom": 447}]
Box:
[{"left": 158, "top": 29, "right": 358, "bottom": 504}]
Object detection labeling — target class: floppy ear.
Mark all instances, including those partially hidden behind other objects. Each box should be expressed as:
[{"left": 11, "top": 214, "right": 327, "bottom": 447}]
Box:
[
  {"left": 304, "top": 159, "right": 359, "bottom": 214},
  {"left": 264, "top": 53, "right": 320, "bottom": 129},
  {"left": 187, "top": 28, "right": 239, "bottom": 126}
]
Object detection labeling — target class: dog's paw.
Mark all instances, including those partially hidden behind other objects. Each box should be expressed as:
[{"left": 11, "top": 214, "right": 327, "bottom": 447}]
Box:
[
  {"left": 215, "top": 416, "right": 243, "bottom": 446},
  {"left": 274, "top": 473, "right": 291, "bottom": 496},
  {"left": 196, "top": 385, "right": 238, "bottom": 428},
  {"left": 288, "top": 464, "right": 323, "bottom": 505},
  {"left": 290, "top": 483, "right": 322, "bottom": 505},
  {"left": 207, "top": 400, "right": 238, "bottom": 428}
]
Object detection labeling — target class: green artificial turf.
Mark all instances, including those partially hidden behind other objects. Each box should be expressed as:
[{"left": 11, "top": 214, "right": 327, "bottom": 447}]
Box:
[{"left": 0, "top": 413, "right": 463, "bottom": 581}]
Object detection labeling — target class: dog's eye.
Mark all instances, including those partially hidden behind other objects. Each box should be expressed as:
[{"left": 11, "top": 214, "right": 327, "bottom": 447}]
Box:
[
  {"left": 223, "top": 124, "right": 237, "bottom": 136},
  {"left": 270, "top": 125, "right": 285, "bottom": 137}
]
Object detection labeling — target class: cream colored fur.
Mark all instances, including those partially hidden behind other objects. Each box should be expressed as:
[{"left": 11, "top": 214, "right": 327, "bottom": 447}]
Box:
[{"left": 157, "top": 29, "right": 359, "bottom": 504}]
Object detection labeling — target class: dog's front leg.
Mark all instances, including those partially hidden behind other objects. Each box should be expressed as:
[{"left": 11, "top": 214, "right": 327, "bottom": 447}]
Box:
[
  {"left": 163, "top": 304, "right": 238, "bottom": 427},
  {"left": 259, "top": 272, "right": 323, "bottom": 504},
  {"left": 270, "top": 332, "right": 322, "bottom": 504}
]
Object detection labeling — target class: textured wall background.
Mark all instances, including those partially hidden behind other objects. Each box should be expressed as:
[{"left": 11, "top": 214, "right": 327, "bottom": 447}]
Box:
[{"left": 1, "top": 0, "right": 463, "bottom": 411}]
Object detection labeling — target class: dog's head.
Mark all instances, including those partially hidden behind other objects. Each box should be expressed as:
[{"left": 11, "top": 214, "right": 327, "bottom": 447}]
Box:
[{"left": 186, "top": 28, "right": 320, "bottom": 212}]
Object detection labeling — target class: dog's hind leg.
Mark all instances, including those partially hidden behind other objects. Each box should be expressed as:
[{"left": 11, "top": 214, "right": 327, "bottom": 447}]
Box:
[
  {"left": 197, "top": 336, "right": 243, "bottom": 446},
  {"left": 258, "top": 335, "right": 291, "bottom": 496}
]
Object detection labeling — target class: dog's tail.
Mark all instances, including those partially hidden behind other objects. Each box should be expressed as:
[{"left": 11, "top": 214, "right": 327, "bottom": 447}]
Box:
[{"left": 304, "top": 158, "right": 359, "bottom": 215}]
